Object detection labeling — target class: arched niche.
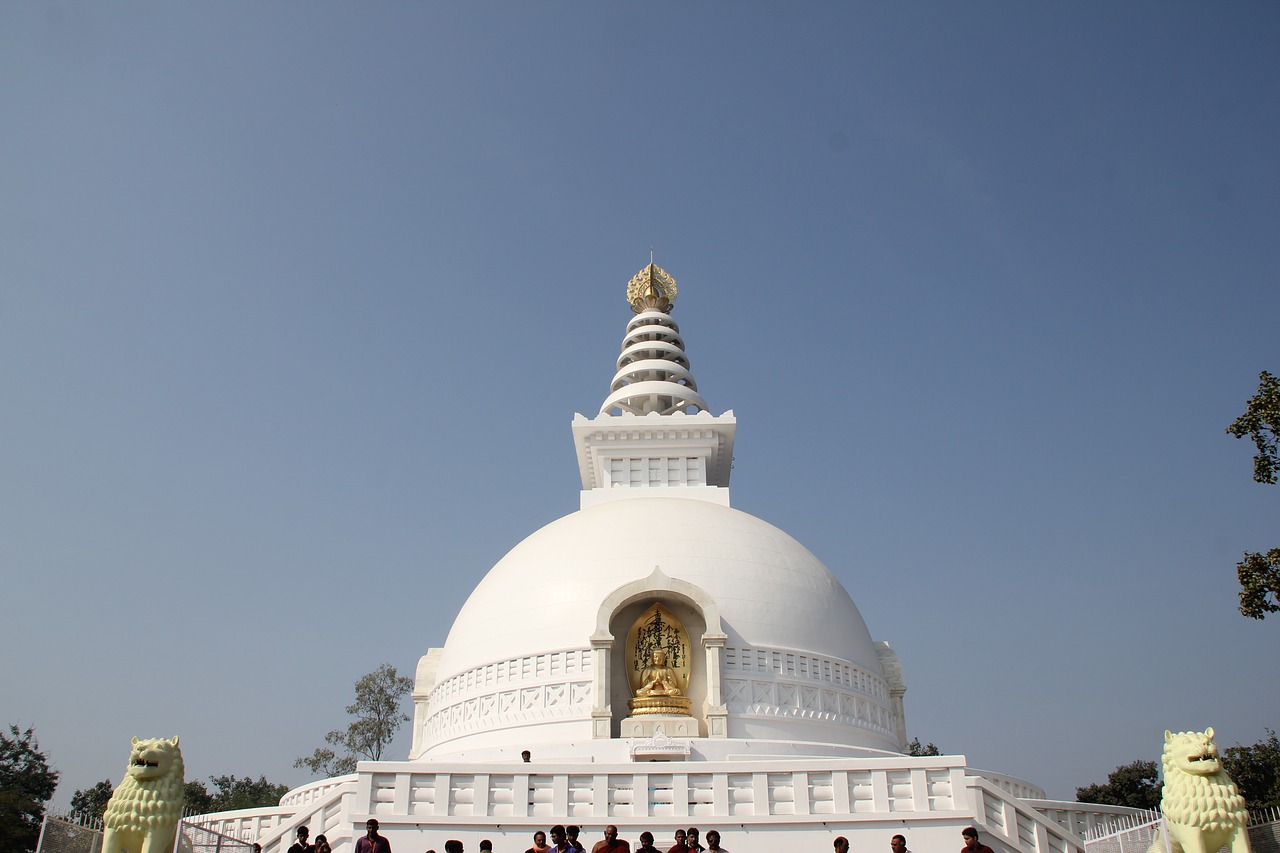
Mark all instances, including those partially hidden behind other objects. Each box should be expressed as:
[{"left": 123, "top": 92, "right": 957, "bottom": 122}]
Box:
[{"left": 589, "top": 566, "right": 728, "bottom": 739}]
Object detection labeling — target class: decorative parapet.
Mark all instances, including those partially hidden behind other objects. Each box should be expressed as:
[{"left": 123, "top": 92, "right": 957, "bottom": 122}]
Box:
[
  {"left": 571, "top": 411, "right": 736, "bottom": 506},
  {"left": 628, "top": 730, "right": 693, "bottom": 760},
  {"left": 420, "top": 648, "right": 594, "bottom": 752},
  {"left": 723, "top": 645, "right": 896, "bottom": 741}
]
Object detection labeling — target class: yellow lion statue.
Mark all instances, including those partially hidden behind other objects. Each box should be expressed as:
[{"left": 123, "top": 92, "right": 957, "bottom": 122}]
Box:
[
  {"left": 1157, "top": 728, "right": 1251, "bottom": 853},
  {"left": 102, "top": 736, "right": 185, "bottom": 853}
]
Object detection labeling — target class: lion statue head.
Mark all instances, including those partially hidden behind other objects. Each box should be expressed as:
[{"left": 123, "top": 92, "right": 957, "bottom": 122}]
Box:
[
  {"left": 1164, "top": 727, "right": 1224, "bottom": 777},
  {"left": 125, "top": 736, "right": 182, "bottom": 783}
]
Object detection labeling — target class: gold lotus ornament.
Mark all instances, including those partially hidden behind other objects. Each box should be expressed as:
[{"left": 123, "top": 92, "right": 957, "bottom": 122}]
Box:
[{"left": 626, "top": 262, "right": 678, "bottom": 314}]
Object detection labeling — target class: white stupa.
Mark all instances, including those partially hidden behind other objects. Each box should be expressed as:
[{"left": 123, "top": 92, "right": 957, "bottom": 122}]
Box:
[{"left": 197, "top": 263, "right": 1140, "bottom": 853}]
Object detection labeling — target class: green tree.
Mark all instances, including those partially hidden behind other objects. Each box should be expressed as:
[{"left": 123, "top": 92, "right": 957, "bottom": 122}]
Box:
[
  {"left": 1222, "top": 729, "right": 1280, "bottom": 809},
  {"left": 1075, "top": 759, "right": 1162, "bottom": 809},
  {"left": 296, "top": 663, "right": 413, "bottom": 777},
  {"left": 69, "top": 779, "right": 114, "bottom": 820},
  {"left": 906, "top": 738, "right": 941, "bottom": 756},
  {"left": 184, "top": 780, "right": 214, "bottom": 815},
  {"left": 0, "top": 725, "right": 60, "bottom": 853},
  {"left": 208, "top": 775, "right": 288, "bottom": 811},
  {"left": 1227, "top": 370, "right": 1280, "bottom": 619}
]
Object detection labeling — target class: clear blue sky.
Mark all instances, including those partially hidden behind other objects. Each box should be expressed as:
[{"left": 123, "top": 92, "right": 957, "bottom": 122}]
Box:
[{"left": 2, "top": 2, "right": 1277, "bottom": 807}]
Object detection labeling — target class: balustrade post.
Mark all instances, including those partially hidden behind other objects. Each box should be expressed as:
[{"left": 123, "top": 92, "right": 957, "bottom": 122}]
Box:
[{"left": 910, "top": 768, "right": 929, "bottom": 812}]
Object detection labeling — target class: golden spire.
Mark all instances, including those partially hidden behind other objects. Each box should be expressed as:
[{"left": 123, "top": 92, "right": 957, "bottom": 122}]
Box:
[{"left": 626, "top": 262, "right": 678, "bottom": 314}]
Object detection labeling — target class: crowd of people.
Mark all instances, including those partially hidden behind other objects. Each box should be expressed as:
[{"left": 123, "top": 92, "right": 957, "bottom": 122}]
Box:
[
  {"left": 410, "top": 823, "right": 730, "bottom": 853},
  {"left": 278, "top": 817, "right": 997, "bottom": 853}
]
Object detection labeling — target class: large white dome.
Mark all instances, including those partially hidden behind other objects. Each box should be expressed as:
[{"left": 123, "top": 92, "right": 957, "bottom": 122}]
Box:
[
  {"left": 414, "top": 495, "right": 901, "bottom": 760},
  {"left": 439, "top": 497, "right": 882, "bottom": 679}
]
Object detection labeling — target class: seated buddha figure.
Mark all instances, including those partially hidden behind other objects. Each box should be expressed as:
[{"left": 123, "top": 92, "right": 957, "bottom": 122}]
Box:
[{"left": 635, "top": 649, "right": 683, "bottom": 697}]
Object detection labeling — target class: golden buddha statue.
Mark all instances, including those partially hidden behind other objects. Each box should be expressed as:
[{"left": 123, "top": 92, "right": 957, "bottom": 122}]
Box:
[
  {"left": 636, "top": 649, "right": 683, "bottom": 697},
  {"left": 628, "top": 647, "right": 692, "bottom": 716}
]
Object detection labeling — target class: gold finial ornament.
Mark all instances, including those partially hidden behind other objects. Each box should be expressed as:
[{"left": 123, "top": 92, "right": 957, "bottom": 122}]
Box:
[{"left": 626, "top": 262, "right": 678, "bottom": 314}]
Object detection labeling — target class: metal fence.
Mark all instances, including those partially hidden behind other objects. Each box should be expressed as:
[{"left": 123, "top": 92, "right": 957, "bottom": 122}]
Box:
[
  {"left": 1249, "top": 808, "right": 1280, "bottom": 853},
  {"left": 37, "top": 813, "right": 255, "bottom": 853},
  {"left": 178, "top": 820, "right": 257, "bottom": 853},
  {"left": 36, "top": 815, "right": 104, "bottom": 853},
  {"left": 1083, "top": 810, "right": 1164, "bottom": 853},
  {"left": 1084, "top": 809, "right": 1280, "bottom": 853}
]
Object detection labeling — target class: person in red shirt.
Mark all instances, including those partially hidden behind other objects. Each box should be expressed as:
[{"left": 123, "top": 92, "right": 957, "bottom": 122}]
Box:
[
  {"left": 667, "top": 829, "right": 689, "bottom": 853},
  {"left": 961, "top": 828, "right": 994, "bottom": 853},
  {"left": 355, "top": 820, "right": 391, "bottom": 853},
  {"left": 591, "top": 826, "right": 630, "bottom": 853}
]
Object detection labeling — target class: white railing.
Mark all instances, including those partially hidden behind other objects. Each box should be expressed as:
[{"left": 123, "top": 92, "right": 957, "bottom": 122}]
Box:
[
  {"left": 185, "top": 807, "right": 288, "bottom": 845},
  {"left": 971, "top": 769, "right": 1047, "bottom": 801},
  {"left": 280, "top": 775, "right": 359, "bottom": 809},
  {"left": 1250, "top": 806, "right": 1280, "bottom": 826},
  {"left": 1027, "top": 801, "right": 1155, "bottom": 840},
  {"left": 189, "top": 779, "right": 358, "bottom": 853},
  {"left": 1081, "top": 809, "right": 1162, "bottom": 853},
  {"left": 964, "top": 775, "right": 1085, "bottom": 853},
  {"left": 1082, "top": 810, "right": 1161, "bottom": 843}
]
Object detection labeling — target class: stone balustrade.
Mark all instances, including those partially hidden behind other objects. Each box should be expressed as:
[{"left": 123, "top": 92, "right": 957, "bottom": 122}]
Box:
[
  {"left": 349, "top": 757, "right": 970, "bottom": 823},
  {"left": 280, "top": 774, "right": 359, "bottom": 808},
  {"left": 191, "top": 758, "right": 1099, "bottom": 853}
]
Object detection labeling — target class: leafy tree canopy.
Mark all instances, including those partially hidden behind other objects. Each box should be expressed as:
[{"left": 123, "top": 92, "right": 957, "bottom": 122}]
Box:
[
  {"left": 906, "top": 738, "right": 942, "bottom": 756},
  {"left": 206, "top": 775, "right": 289, "bottom": 811},
  {"left": 1223, "top": 729, "right": 1280, "bottom": 810},
  {"left": 296, "top": 663, "right": 413, "bottom": 777},
  {"left": 74, "top": 775, "right": 284, "bottom": 819},
  {"left": 1076, "top": 759, "right": 1162, "bottom": 810},
  {"left": 69, "top": 779, "right": 114, "bottom": 820},
  {"left": 1228, "top": 371, "right": 1280, "bottom": 485},
  {"left": 0, "top": 725, "right": 60, "bottom": 853},
  {"left": 1227, "top": 371, "right": 1280, "bottom": 619},
  {"left": 1237, "top": 549, "right": 1280, "bottom": 621},
  {"left": 184, "top": 780, "right": 214, "bottom": 815}
]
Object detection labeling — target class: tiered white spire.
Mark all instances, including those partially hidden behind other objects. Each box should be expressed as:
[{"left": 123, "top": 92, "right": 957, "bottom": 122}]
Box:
[
  {"left": 599, "top": 263, "right": 707, "bottom": 416},
  {"left": 572, "top": 262, "right": 736, "bottom": 508}
]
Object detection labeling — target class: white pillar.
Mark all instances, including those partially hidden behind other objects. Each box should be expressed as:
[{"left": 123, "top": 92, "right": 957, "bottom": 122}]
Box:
[
  {"left": 590, "top": 632, "right": 614, "bottom": 738},
  {"left": 702, "top": 631, "right": 727, "bottom": 737}
]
